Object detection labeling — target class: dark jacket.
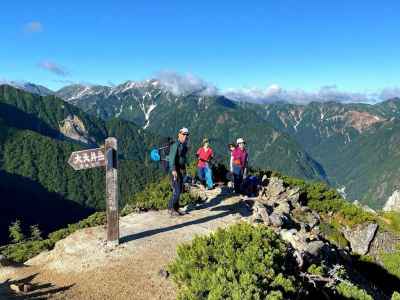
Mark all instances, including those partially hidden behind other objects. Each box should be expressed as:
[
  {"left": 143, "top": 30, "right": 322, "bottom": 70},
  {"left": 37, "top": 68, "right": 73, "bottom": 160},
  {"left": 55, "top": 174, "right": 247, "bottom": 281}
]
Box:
[{"left": 167, "top": 140, "right": 188, "bottom": 172}]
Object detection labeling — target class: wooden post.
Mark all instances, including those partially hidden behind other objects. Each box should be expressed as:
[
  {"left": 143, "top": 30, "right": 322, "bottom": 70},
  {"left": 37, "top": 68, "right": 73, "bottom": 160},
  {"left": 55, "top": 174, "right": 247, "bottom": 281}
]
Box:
[{"left": 105, "top": 137, "right": 119, "bottom": 245}]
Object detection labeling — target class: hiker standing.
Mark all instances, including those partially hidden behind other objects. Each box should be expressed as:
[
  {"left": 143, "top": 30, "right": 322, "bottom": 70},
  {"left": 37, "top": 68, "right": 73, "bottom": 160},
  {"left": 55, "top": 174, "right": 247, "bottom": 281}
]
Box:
[
  {"left": 227, "top": 143, "right": 236, "bottom": 189},
  {"left": 196, "top": 138, "right": 214, "bottom": 190},
  {"left": 167, "top": 128, "right": 189, "bottom": 216},
  {"left": 231, "top": 138, "right": 248, "bottom": 194}
]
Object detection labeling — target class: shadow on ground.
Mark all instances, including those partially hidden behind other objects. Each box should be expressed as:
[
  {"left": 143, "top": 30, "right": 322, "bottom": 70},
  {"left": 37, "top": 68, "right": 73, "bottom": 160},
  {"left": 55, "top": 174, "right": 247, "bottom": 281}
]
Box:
[
  {"left": 121, "top": 187, "right": 251, "bottom": 244},
  {"left": 351, "top": 256, "right": 400, "bottom": 298},
  {"left": 0, "top": 273, "right": 74, "bottom": 299}
]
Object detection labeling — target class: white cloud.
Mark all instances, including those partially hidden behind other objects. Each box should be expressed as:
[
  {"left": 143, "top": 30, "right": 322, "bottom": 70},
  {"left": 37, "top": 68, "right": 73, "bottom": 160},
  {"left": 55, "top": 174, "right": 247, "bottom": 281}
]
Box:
[
  {"left": 377, "top": 87, "right": 400, "bottom": 101},
  {"left": 24, "top": 21, "right": 43, "bottom": 33},
  {"left": 223, "top": 84, "right": 399, "bottom": 104},
  {"left": 155, "top": 71, "right": 218, "bottom": 96},
  {"left": 154, "top": 71, "right": 400, "bottom": 104},
  {"left": 38, "top": 61, "right": 69, "bottom": 77}
]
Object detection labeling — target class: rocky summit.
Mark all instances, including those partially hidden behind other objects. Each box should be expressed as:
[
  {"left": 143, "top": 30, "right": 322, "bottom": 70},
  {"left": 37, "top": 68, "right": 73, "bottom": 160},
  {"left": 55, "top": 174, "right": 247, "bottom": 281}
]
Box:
[{"left": 2, "top": 176, "right": 399, "bottom": 299}]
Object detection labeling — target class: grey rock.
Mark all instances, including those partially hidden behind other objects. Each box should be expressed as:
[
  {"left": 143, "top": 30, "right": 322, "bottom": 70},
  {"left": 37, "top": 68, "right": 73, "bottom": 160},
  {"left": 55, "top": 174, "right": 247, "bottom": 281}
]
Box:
[
  {"left": 275, "top": 201, "right": 291, "bottom": 215},
  {"left": 288, "top": 192, "right": 301, "bottom": 205},
  {"left": 280, "top": 229, "right": 298, "bottom": 245},
  {"left": 252, "top": 201, "right": 270, "bottom": 225},
  {"left": 10, "top": 284, "right": 22, "bottom": 293},
  {"left": 301, "top": 206, "right": 311, "bottom": 213},
  {"left": 23, "top": 283, "right": 33, "bottom": 293},
  {"left": 368, "top": 231, "right": 400, "bottom": 257},
  {"left": 307, "top": 212, "right": 320, "bottom": 229},
  {"left": 287, "top": 187, "right": 300, "bottom": 197},
  {"left": 264, "top": 177, "right": 286, "bottom": 200},
  {"left": 343, "top": 223, "right": 378, "bottom": 255},
  {"left": 269, "top": 212, "right": 284, "bottom": 227},
  {"left": 189, "top": 187, "right": 208, "bottom": 201},
  {"left": 305, "top": 240, "right": 325, "bottom": 257},
  {"left": 159, "top": 268, "right": 169, "bottom": 279}
]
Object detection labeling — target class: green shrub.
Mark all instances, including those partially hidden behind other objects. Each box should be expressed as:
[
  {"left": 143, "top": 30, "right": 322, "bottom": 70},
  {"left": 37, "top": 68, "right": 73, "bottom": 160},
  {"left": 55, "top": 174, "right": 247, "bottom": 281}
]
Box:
[
  {"left": 9, "top": 219, "right": 24, "bottom": 243},
  {"left": 338, "top": 203, "right": 376, "bottom": 226},
  {"left": 29, "top": 224, "right": 42, "bottom": 241},
  {"left": 168, "top": 223, "right": 297, "bottom": 300},
  {"left": 1, "top": 239, "right": 52, "bottom": 263},
  {"left": 124, "top": 176, "right": 197, "bottom": 211},
  {"left": 282, "top": 174, "right": 378, "bottom": 227},
  {"left": 1, "top": 212, "right": 106, "bottom": 263},
  {"left": 392, "top": 291, "right": 400, "bottom": 300},
  {"left": 307, "top": 264, "right": 327, "bottom": 277},
  {"left": 380, "top": 212, "right": 400, "bottom": 233},
  {"left": 319, "top": 222, "right": 349, "bottom": 249},
  {"left": 335, "top": 281, "right": 373, "bottom": 300},
  {"left": 379, "top": 249, "right": 400, "bottom": 279}
]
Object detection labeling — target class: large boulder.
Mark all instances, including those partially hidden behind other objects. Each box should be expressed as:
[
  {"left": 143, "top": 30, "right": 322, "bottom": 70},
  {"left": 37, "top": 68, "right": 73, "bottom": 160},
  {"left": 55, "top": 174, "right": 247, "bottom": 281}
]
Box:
[
  {"left": 261, "top": 177, "right": 286, "bottom": 201},
  {"left": 280, "top": 229, "right": 327, "bottom": 267},
  {"left": 343, "top": 223, "right": 378, "bottom": 255},
  {"left": 368, "top": 230, "right": 400, "bottom": 257}
]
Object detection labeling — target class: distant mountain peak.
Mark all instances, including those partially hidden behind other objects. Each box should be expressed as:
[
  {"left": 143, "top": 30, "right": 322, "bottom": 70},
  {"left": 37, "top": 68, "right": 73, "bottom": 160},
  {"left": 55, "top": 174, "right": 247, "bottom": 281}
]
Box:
[{"left": 0, "top": 80, "right": 53, "bottom": 96}]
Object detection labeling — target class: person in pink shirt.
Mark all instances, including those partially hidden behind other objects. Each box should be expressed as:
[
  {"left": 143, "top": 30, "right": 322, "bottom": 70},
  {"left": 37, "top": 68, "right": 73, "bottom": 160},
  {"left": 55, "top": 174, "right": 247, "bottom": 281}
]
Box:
[
  {"left": 231, "top": 137, "right": 248, "bottom": 194},
  {"left": 196, "top": 138, "right": 214, "bottom": 189}
]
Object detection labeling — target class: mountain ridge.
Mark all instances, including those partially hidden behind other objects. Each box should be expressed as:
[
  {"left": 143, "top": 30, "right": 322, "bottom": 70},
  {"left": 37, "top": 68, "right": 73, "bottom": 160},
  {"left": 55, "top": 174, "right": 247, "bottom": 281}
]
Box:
[{"left": 53, "top": 80, "right": 400, "bottom": 208}]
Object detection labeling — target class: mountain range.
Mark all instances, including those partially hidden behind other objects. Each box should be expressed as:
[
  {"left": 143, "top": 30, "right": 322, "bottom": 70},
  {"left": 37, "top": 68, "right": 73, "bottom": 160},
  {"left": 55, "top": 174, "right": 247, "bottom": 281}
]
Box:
[
  {"left": 51, "top": 80, "right": 400, "bottom": 208},
  {"left": 2, "top": 79, "right": 400, "bottom": 211}
]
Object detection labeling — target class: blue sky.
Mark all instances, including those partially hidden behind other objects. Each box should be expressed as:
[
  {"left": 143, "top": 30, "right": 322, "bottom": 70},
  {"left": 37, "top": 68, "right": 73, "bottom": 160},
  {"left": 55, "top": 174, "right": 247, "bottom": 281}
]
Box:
[{"left": 1, "top": 0, "right": 399, "bottom": 94}]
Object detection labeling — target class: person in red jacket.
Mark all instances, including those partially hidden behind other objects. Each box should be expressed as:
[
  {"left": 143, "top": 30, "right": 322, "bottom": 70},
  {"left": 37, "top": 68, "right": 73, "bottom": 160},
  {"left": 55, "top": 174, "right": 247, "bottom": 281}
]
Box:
[
  {"left": 196, "top": 138, "right": 214, "bottom": 189},
  {"left": 231, "top": 137, "right": 248, "bottom": 194}
]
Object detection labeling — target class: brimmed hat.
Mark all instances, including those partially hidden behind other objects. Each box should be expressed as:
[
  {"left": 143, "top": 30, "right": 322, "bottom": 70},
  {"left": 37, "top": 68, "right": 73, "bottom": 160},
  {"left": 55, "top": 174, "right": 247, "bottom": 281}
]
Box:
[
  {"left": 236, "top": 137, "right": 245, "bottom": 144},
  {"left": 179, "top": 127, "right": 189, "bottom": 135}
]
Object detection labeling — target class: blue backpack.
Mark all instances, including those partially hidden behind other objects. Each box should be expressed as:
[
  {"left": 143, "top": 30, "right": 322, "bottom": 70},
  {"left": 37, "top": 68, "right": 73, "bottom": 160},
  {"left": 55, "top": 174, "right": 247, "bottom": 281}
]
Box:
[{"left": 150, "top": 138, "right": 172, "bottom": 173}]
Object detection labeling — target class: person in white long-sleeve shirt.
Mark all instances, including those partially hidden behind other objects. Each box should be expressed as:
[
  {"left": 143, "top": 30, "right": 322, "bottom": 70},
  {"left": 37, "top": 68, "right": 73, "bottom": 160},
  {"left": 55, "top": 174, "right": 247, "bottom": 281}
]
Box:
[{"left": 228, "top": 143, "right": 236, "bottom": 189}]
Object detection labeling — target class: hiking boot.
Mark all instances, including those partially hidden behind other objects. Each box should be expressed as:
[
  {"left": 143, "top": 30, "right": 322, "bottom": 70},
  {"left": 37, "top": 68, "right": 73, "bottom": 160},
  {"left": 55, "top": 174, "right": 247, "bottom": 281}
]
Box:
[
  {"left": 169, "top": 209, "right": 181, "bottom": 217},
  {"left": 177, "top": 209, "right": 188, "bottom": 215}
]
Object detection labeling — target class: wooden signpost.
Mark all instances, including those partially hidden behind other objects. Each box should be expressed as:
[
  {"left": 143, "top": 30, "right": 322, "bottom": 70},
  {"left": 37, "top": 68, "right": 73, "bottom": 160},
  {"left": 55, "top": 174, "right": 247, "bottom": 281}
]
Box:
[{"left": 68, "top": 137, "right": 119, "bottom": 245}]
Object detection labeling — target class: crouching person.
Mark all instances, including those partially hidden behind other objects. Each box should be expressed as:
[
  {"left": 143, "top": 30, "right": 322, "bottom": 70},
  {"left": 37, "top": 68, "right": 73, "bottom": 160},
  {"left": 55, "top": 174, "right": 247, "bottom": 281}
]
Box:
[{"left": 167, "top": 127, "right": 189, "bottom": 217}]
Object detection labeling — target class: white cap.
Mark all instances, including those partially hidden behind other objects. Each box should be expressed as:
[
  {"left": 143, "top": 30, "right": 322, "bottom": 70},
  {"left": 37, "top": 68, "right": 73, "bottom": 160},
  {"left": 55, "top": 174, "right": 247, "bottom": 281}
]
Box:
[
  {"left": 179, "top": 127, "right": 189, "bottom": 135},
  {"left": 236, "top": 138, "right": 245, "bottom": 144}
]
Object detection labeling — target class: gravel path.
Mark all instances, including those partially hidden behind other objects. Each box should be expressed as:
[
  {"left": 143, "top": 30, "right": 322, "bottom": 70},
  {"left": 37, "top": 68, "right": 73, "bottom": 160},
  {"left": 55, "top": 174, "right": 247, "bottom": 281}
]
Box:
[{"left": 0, "top": 188, "right": 249, "bottom": 299}]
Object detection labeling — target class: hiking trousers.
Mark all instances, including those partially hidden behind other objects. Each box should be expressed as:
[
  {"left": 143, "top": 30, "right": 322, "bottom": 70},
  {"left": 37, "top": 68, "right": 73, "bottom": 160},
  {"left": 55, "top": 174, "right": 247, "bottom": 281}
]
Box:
[
  {"left": 197, "top": 165, "right": 213, "bottom": 189},
  {"left": 169, "top": 173, "right": 183, "bottom": 210},
  {"left": 233, "top": 165, "right": 243, "bottom": 194}
]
